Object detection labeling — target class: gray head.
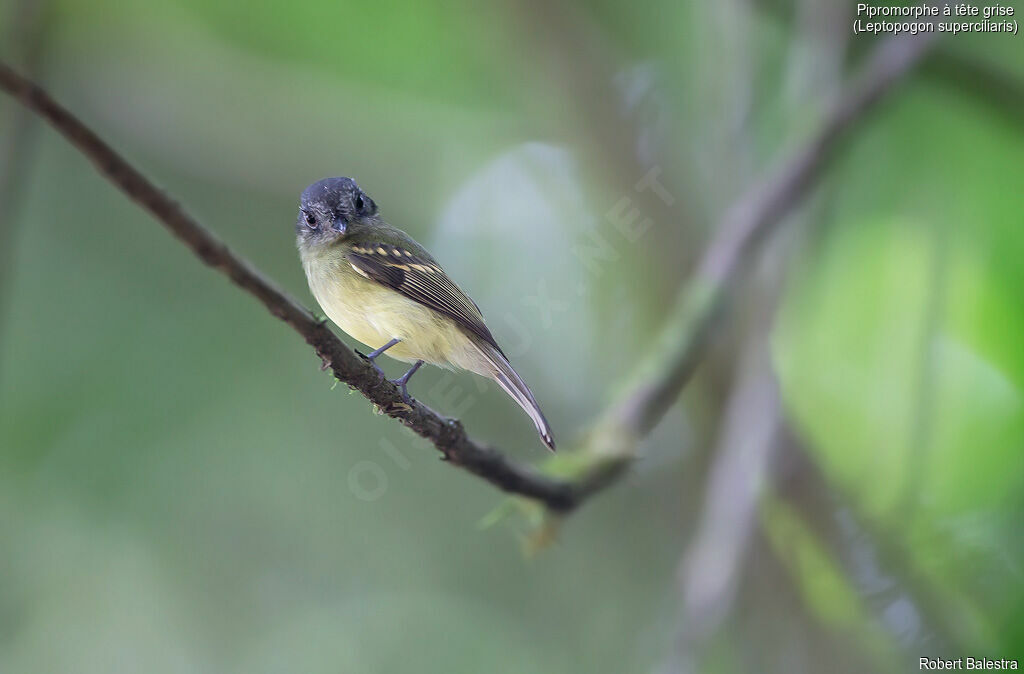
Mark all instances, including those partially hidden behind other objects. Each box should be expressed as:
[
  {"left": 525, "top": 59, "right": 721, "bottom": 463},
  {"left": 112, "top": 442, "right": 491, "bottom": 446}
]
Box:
[{"left": 297, "top": 177, "right": 378, "bottom": 243}]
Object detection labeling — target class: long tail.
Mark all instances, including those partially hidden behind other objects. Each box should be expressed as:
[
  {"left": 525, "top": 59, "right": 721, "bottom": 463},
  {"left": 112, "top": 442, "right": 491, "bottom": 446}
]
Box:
[{"left": 474, "top": 341, "right": 556, "bottom": 451}]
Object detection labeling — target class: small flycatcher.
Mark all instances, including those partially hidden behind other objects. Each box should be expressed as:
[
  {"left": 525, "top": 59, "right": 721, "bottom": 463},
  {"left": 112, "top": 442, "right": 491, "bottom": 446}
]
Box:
[{"left": 296, "top": 177, "right": 555, "bottom": 451}]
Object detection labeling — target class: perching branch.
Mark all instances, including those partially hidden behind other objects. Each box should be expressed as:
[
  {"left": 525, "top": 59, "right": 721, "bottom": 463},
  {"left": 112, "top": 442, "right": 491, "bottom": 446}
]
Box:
[
  {"left": 0, "top": 60, "right": 577, "bottom": 510},
  {"left": 0, "top": 30, "right": 935, "bottom": 513}
]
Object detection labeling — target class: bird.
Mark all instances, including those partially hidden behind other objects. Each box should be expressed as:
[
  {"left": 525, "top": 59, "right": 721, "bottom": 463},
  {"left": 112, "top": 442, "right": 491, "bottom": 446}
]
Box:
[{"left": 296, "top": 176, "right": 555, "bottom": 451}]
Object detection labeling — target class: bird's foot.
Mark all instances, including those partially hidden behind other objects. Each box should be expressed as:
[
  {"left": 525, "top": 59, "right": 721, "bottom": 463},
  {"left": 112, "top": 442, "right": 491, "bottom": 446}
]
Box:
[
  {"left": 357, "top": 338, "right": 402, "bottom": 381},
  {"left": 389, "top": 360, "right": 424, "bottom": 404},
  {"left": 389, "top": 379, "right": 414, "bottom": 404},
  {"left": 355, "top": 351, "right": 387, "bottom": 380}
]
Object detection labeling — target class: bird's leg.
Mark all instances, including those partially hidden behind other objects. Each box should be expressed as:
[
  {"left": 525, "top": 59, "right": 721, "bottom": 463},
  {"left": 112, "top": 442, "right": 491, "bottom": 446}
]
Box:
[
  {"left": 364, "top": 337, "right": 401, "bottom": 361},
  {"left": 390, "top": 360, "right": 424, "bottom": 403},
  {"left": 359, "top": 337, "right": 402, "bottom": 378}
]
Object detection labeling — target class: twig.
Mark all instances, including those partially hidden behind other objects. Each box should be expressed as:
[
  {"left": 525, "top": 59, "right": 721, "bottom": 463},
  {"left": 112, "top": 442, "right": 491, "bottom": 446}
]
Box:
[
  {"left": 557, "top": 32, "right": 938, "bottom": 507},
  {"left": 0, "top": 29, "right": 935, "bottom": 513},
  {"left": 671, "top": 334, "right": 782, "bottom": 673},
  {"left": 601, "top": 31, "right": 937, "bottom": 440},
  {"left": 663, "top": 8, "right": 852, "bottom": 669},
  {"left": 0, "top": 60, "right": 578, "bottom": 511}
]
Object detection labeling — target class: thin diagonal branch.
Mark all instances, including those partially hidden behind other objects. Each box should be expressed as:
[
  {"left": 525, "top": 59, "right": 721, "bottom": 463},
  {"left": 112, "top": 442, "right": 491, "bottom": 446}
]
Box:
[
  {"left": 665, "top": 8, "right": 850, "bottom": 668},
  {"left": 558, "top": 31, "right": 938, "bottom": 502},
  {"left": 0, "top": 29, "right": 935, "bottom": 513},
  {"left": 0, "top": 60, "right": 578, "bottom": 510},
  {"left": 605, "top": 31, "right": 937, "bottom": 439}
]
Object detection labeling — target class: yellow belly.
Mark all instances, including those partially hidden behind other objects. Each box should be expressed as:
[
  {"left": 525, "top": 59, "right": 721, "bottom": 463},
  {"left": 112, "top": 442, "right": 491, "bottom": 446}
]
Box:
[{"left": 303, "top": 252, "right": 483, "bottom": 370}]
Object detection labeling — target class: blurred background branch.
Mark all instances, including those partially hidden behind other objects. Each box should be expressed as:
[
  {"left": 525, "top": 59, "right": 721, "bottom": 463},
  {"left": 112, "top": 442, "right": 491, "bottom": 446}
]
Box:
[
  {"left": 0, "top": 25, "right": 938, "bottom": 517},
  {"left": 2, "top": 0, "right": 1023, "bottom": 670},
  {"left": 659, "top": 3, "right": 848, "bottom": 667},
  {"left": 565, "top": 30, "right": 940, "bottom": 497}
]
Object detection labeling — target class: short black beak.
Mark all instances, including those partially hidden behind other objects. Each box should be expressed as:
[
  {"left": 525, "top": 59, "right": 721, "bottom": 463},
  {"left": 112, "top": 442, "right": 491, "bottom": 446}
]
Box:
[{"left": 332, "top": 216, "right": 347, "bottom": 234}]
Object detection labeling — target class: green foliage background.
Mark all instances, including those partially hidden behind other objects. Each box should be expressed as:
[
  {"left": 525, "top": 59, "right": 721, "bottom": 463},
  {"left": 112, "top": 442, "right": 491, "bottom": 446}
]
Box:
[{"left": 1, "top": 0, "right": 1021, "bottom": 672}]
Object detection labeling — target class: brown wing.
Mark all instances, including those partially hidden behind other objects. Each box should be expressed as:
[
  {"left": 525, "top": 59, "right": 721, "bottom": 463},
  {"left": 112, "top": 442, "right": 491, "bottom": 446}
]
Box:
[{"left": 347, "top": 243, "right": 504, "bottom": 356}]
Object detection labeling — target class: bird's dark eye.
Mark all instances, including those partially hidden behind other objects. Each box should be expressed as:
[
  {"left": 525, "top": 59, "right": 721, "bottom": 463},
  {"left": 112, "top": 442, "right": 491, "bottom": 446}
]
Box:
[
  {"left": 303, "top": 210, "right": 317, "bottom": 228},
  {"left": 354, "top": 194, "right": 365, "bottom": 213}
]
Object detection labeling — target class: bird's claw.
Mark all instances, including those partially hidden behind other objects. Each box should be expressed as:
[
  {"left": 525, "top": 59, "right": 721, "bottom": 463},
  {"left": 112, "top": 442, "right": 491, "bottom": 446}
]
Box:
[
  {"left": 389, "top": 378, "right": 415, "bottom": 404},
  {"left": 389, "top": 360, "right": 423, "bottom": 405},
  {"left": 355, "top": 349, "right": 387, "bottom": 378}
]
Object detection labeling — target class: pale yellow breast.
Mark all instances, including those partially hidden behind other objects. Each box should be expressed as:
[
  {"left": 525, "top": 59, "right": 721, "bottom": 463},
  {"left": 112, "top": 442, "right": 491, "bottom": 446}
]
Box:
[{"left": 301, "top": 245, "right": 480, "bottom": 368}]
